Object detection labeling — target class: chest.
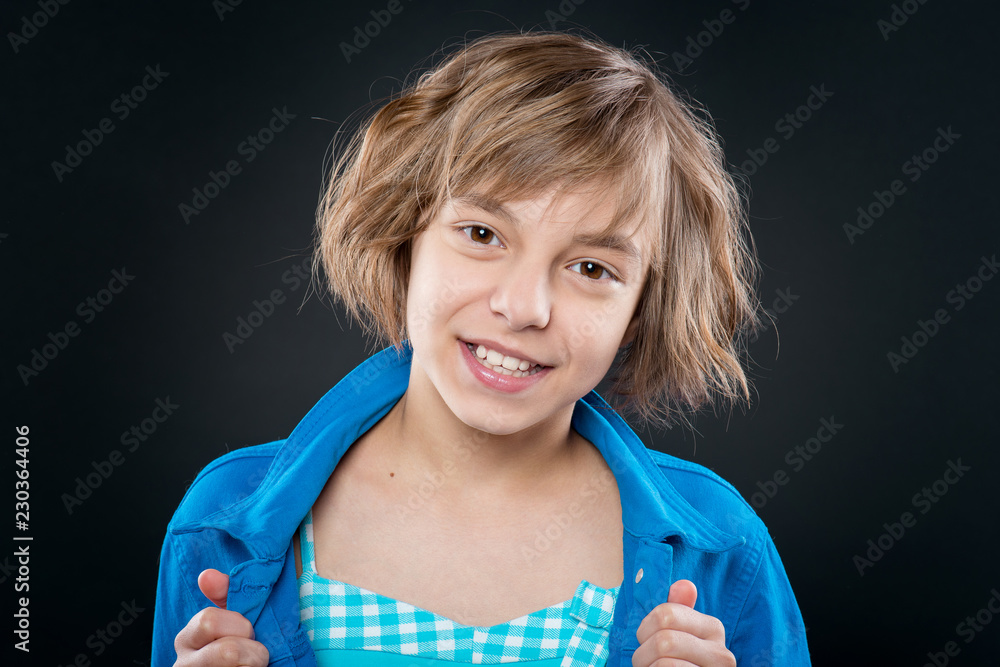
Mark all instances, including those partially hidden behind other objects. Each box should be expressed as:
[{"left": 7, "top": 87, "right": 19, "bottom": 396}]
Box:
[{"left": 301, "top": 456, "right": 625, "bottom": 627}]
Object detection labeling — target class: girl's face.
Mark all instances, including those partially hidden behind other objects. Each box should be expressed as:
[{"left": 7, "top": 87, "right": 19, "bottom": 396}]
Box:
[{"left": 405, "top": 185, "right": 652, "bottom": 436}]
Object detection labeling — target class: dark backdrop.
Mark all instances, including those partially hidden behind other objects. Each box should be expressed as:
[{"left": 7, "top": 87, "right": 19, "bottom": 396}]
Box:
[{"left": 5, "top": 1, "right": 999, "bottom": 665}]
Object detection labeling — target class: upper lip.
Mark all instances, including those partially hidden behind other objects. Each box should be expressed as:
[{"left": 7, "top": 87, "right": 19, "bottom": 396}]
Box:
[{"left": 462, "top": 338, "right": 550, "bottom": 368}]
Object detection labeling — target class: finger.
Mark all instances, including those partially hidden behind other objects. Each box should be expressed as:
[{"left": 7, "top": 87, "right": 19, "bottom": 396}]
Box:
[
  {"left": 631, "top": 629, "right": 734, "bottom": 667},
  {"left": 198, "top": 568, "right": 230, "bottom": 609},
  {"left": 636, "top": 602, "right": 727, "bottom": 644},
  {"left": 630, "top": 629, "right": 700, "bottom": 667},
  {"left": 175, "top": 607, "right": 256, "bottom": 653},
  {"left": 667, "top": 579, "right": 697, "bottom": 609},
  {"left": 184, "top": 635, "right": 270, "bottom": 667}
]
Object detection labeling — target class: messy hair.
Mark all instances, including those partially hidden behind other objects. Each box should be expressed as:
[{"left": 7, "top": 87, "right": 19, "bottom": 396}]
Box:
[{"left": 314, "top": 30, "right": 760, "bottom": 426}]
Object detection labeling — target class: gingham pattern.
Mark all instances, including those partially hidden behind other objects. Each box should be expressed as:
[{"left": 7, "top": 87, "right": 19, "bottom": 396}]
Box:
[
  {"left": 560, "top": 584, "right": 617, "bottom": 666},
  {"left": 297, "top": 509, "right": 619, "bottom": 665}
]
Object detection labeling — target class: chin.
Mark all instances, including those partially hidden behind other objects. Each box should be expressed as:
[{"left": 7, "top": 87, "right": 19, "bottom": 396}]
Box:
[
  {"left": 449, "top": 401, "right": 525, "bottom": 437},
  {"left": 450, "top": 390, "right": 577, "bottom": 439}
]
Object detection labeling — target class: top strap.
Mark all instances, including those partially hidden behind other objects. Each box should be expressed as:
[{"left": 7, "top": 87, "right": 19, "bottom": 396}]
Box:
[
  {"left": 560, "top": 580, "right": 618, "bottom": 667},
  {"left": 298, "top": 508, "right": 318, "bottom": 575}
]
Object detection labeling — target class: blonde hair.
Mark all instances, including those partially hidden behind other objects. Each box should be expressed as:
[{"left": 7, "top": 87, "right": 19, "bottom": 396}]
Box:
[{"left": 314, "top": 30, "right": 760, "bottom": 426}]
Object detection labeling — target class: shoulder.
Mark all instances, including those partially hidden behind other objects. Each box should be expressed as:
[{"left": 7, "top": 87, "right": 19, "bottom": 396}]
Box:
[
  {"left": 168, "top": 440, "right": 284, "bottom": 527},
  {"left": 645, "top": 448, "right": 767, "bottom": 543}
]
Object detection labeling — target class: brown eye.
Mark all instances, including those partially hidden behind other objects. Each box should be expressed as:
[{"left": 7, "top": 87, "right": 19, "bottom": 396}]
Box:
[
  {"left": 570, "top": 260, "right": 613, "bottom": 281},
  {"left": 463, "top": 225, "right": 500, "bottom": 246}
]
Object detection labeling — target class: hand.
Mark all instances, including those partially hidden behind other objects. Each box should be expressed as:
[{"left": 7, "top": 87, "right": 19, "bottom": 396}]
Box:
[
  {"left": 632, "top": 579, "right": 736, "bottom": 667},
  {"left": 173, "top": 568, "right": 270, "bottom": 667}
]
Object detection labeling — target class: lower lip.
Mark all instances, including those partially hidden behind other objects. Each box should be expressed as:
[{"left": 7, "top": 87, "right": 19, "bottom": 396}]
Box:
[{"left": 460, "top": 340, "right": 550, "bottom": 394}]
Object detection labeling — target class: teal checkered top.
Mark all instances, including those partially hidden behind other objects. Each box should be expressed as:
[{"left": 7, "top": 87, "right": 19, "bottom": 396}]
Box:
[{"left": 297, "top": 509, "right": 620, "bottom": 666}]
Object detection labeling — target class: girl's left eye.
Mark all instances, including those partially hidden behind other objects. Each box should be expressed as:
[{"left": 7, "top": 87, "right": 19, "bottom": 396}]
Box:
[
  {"left": 462, "top": 225, "right": 502, "bottom": 246},
  {"left": 569, "top": 261, "right": 616, "bottom": 282}
]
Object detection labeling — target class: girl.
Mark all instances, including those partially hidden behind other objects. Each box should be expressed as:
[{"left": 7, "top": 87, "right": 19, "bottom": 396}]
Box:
[{"left": 154, "top": 31, "right": 810, "bottom": 666}]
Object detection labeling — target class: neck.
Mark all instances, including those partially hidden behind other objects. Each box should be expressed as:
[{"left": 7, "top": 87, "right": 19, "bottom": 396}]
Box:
[{"left": 377, "top": 367, "right": 585, "bottom": 509}]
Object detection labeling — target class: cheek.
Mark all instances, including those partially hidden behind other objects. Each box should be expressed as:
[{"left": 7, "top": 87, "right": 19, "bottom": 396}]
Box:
[
  {"left": 563, "top": 298, "right": 635, "bottom": 361},
  {"left": 406, "top": 243, "right": 468, "bottom": 336}
]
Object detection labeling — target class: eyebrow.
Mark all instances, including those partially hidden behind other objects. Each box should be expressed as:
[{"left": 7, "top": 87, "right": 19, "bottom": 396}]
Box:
[{"left": 451, "top": 193, "right": 644, "bottom": 266}]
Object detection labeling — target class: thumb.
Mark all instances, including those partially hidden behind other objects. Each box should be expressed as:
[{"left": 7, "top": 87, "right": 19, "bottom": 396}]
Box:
[
  {"left": 667, "top": 578, "right": 698, "bottom": 609},
  {"left": 198, "top": 568, "right": 230, "bottom": 610}
]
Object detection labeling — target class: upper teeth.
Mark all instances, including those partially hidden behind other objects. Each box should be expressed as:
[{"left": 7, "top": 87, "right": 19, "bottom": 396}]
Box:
[{"left": 469, "top": 343, "right": 540, "bottom": 376}]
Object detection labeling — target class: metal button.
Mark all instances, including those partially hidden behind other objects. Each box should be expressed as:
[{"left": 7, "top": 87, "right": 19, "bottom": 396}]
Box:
[{"left": 634, "top": 568, "right": 644, "bottom": 584}]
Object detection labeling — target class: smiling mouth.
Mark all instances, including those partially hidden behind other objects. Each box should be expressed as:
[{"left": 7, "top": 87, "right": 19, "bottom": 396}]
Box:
[{"left": 464, "top": 342, "right": 546, "bottom": 378}]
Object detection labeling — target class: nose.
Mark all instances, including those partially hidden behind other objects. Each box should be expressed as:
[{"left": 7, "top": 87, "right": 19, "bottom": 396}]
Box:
[{"left": 489, "top": 263, "right": 552, "bottom": 330}]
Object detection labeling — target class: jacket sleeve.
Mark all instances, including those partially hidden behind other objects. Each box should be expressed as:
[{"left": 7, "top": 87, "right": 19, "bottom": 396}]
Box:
[
  {"left": 151, "top": 444, "right": 281, "bottom": 666},
  {"left": 152, "top": 525, "right": 210, "bottom": 666},
  {"left": 728, "top": 532, "right": 811, "bottom": 666}
]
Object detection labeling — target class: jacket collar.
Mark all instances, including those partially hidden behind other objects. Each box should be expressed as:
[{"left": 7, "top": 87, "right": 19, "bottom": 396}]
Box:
[{"left": 179, "top": 343, "right": 742, "bottom": 556}]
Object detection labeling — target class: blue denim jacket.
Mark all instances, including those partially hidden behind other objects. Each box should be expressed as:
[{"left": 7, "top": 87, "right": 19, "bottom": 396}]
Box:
[{"left": 152, "top": 343, "right": 810, "bottom": 666}]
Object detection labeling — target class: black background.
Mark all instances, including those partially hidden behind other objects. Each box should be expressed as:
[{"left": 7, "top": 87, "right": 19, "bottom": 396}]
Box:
[{"left": 4, "top": 0, "right": 999, "bottom": 665}]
